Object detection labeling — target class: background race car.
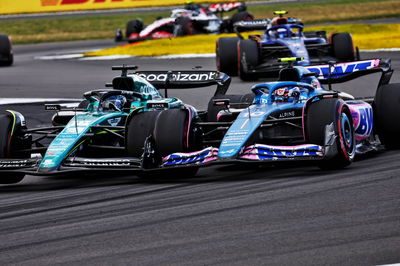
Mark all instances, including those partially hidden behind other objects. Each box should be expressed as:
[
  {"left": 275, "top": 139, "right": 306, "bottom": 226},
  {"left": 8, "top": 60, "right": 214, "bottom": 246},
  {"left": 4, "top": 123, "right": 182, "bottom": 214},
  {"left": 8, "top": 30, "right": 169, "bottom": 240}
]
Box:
[
  {"left": 216, "top": 11, "right": 357, "bottom": 80},
  {"left": 116, "top": 2, "right": 253, "bottom": 42},
  {"left": 137, "top": 57, "right": 400, "bottom": 177},
  {"left": 0, "top": 34, "right": 13, "bottom": 66}
]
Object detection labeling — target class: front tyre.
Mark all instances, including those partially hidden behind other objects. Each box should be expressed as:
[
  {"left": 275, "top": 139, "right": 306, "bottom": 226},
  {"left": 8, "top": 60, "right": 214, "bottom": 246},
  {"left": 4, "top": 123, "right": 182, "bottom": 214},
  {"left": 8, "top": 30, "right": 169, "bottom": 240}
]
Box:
[
  {"left": 306, "top": 98, "right": 356, "bottom": 169},
  {"left": 153, "top": 109, "right": 199, "bottom": 177},
  {"left": 126, "top": 111, "right": 162, "bottom": 158},
  {"left": 0, "top": 114, "right": 25, "bottom": 184}
]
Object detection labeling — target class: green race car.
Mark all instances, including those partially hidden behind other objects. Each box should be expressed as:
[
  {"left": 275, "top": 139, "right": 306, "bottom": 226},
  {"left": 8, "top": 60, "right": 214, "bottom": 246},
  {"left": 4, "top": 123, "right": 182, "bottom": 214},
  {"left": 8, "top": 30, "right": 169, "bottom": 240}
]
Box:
[{"left": 0, "top": 66, "right": 230, "bottom": 183}]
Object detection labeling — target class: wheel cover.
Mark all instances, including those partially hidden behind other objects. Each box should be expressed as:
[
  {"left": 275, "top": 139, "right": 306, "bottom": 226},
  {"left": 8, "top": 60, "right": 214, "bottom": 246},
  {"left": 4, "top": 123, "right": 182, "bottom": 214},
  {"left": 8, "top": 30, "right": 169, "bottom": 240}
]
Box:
[{"left": 340, "top": 113, "right": 354, "bottom": 155}]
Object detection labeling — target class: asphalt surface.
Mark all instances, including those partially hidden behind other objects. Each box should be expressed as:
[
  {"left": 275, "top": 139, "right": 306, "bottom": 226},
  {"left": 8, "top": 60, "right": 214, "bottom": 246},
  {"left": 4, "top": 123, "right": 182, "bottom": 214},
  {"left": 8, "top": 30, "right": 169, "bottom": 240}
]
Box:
[{"left": 0, "top": 40, "right": 399, "bottom": 265}]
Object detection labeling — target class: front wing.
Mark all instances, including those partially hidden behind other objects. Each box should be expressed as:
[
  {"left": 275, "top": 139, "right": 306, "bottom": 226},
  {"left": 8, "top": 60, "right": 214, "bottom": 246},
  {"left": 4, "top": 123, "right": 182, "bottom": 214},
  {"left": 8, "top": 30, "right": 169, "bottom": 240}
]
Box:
[
  {"left": 0, "top": 157, "right": 141, "bottom": 176},
  {"left": 159, "top": 123, "right": 338, "bottom": 168}
]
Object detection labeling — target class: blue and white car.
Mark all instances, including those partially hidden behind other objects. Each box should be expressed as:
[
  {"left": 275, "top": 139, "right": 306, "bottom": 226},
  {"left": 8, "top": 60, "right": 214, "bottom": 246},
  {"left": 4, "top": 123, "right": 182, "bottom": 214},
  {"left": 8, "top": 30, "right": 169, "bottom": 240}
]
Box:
[
  {"left": 145, "top": 57, "right": 400, "bottom": 175},
  {"left": 216, "top": 11, "right": 356, "bottom": 80}
]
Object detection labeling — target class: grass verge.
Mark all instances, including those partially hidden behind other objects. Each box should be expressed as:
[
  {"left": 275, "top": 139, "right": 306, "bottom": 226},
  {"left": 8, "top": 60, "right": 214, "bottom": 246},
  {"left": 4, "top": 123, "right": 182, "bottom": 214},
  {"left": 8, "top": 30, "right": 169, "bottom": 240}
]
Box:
[
  {"left": 84, "top": 24, "right": 400, "bottom": 57},
  {"left": 0, "top": 0, "right": 399, "bottom": 44}
]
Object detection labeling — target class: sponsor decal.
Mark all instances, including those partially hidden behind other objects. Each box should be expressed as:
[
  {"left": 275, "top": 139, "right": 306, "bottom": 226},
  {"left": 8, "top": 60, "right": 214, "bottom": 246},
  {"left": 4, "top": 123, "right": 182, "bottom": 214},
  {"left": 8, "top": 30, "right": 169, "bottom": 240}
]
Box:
[
  {"left": 42, "top": 0, "right": 131, "bottom": 6},
  {"left": 163, "top": 147, "right": 218, "bottom": 166},
  {"left": 240, "top": 144, "right": 323, "bottom": 160},
  {"left": 107, "top": 117, "right": 122, "bottom": 126},
  {"left": 349, "top": 104, "right": 373, "bottom": 140},
  {"left": 278, "top": 110, "right": 295, "bottom": 118},
  {"left": 0, "top": 159, "right": 30, "bottom": 168},
  {"left": 80, "top": 159, "right": 131, "bottom": 166},
  {"left": 42, "top": 159, "right": 54, "bottom": 166},
  {"left": 147, "top": 102, "right": 169, "bottom": 109},
  {"left": 306, "top": 59, "right": 379, "bottom": 79},
  {"left": 208, "top": 2, "right": 241, "bottom": 12},
  {"left": 138, "top": 71, "right": 218, "bottom": 82},
  {"left": 45, "top": 104, "right": 61, "bottom": 111}
]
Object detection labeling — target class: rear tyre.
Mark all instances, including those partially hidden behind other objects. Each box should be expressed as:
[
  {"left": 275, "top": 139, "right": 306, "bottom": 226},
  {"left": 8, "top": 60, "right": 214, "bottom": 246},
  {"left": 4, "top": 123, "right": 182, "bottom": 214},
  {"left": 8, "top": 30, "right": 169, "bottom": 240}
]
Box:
[
  {"left": 238, "top": 39, "right": 259, "bottom": 81},
  {"left": 331, "top": 33, "right": 354, "bottom": 61},
  {"left": 231, "top": 11, "right": 254, "bottom": 26},
  {"left": 374, "top": 83, "right": 400, "bottom": 149},
  {"left": 216, "top": 37, "right": 240, "bottom": 76},
  {"left": 0, "top": 34, "right": 13, "bottom": 66},
  {"left": 153, "top": 109, "right": 199, "bottom": 177},
  {"left": 0, "top": 114, "right": 25, "bottom": 184},
  {"left": 126, "top": 111, "right": 162, "bottom": 158},
  {"left": 207, "top": 93, "right": 254, "bottom": 122},
  {"left": 125, "top": 19, "right": 144, "bottom": 38},
  {"left": 306, "top": 98, "right": 355, "bottom": 169}
]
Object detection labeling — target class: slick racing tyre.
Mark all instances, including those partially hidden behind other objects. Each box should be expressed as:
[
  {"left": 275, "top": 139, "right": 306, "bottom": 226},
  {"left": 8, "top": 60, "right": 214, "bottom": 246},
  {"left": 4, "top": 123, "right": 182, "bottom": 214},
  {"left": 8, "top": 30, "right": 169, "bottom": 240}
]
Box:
[
  {"left": 125, "top": 19, "right": 144, "bottom": 38},
  {"left": 230, "top": 11, "right": 254, "bottom": 25},
  {"left": 374, "top": 83, "right": 400, "bottom": 149},
  {"left": 207, "top": 93, "right": 254, "bottom": 122},
  {"left": 216, "top": 37, "right": 240, "bottom": 76},
  {"left": 0, "top": 114, "right": 25, "bottom": 184},
  {"left": 0, "top": 34, "right": 13, "bottom": 66},
  {"left": 306, "top": 98, "right": 356, "bottom": 169},
  {"left": 153, "top": 109, "right": 199, "bottom": 177},
  {"left": 331, "top": 33, "right": 354, "bottom": 62},
  {"left": 238, "top": 39, "right": 259, "bottom": 81},
  {"left": 126, "top": 111, "right": 162, "bottom": 157},
  {"left": 176, "top": 17, "right": 193, "bottom": 36}
]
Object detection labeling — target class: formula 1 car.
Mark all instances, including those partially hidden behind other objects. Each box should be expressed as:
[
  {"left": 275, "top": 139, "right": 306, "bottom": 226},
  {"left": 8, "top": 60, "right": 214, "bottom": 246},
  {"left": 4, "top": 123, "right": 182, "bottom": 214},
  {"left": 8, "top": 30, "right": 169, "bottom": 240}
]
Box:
[
  {"left": 115, "top": 2, "right": 253, "bottom": 42},
  {"left": 0, "top": 34, "right": 13, "bottom": 66},
  {"left": 0, "top": 66, "right": 230, "bottom": 183},
  {"left": 134, "top": 57, "right": 399, "bottom": 176},
  {"left": 216, "top": 11, "right": 356, "bottom": 80}
]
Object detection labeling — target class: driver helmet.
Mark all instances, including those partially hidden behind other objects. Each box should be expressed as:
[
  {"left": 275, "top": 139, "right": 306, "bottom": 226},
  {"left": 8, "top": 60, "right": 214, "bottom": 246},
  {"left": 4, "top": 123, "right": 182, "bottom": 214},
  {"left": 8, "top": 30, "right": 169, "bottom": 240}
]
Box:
[
  {"left": 271, "top": 17, "right": 288, "bottom": 26},
  {"left": 274, "top": 87, "right": 300, "bottom": 102},
  {"left": 102, "top": 95, "right": 127, "bottom": 111}
]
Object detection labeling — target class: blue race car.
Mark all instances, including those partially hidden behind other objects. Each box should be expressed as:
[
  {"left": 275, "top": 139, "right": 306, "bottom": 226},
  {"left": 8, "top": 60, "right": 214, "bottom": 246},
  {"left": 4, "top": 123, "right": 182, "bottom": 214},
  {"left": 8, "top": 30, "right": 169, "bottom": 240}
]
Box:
[
  {"left": 0, "top": 66, "right": 230, "bottom": 183},
  {"left": 142, "top": 57, "right": 400, "bottom": 174},
  {"left": 216, "top": 11, "right": 356, "bottom": 80}
]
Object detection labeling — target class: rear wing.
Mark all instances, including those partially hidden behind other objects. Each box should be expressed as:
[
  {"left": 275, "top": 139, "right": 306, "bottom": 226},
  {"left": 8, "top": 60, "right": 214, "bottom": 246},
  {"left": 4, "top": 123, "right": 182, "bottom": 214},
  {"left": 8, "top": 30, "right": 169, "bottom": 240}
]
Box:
[
  {"left": 208, "top": 2, "right": 247, "bottom": 13},
  {"left": 136, "top": 70, "right": 231, "bottom": 96},
  {"left": 305, "top": 59, "right": 393, "bottom": 87}
]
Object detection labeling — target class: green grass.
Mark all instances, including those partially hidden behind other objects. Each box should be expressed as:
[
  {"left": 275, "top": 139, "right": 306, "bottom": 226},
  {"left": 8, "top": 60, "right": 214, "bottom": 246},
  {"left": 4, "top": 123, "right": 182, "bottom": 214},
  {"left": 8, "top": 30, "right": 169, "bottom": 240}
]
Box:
[
  {"left": 0, "top": 0, "right": 399, "bottom": 44},
  {"left": 85, "top": 24, "right": 400, "bottom": 57}
]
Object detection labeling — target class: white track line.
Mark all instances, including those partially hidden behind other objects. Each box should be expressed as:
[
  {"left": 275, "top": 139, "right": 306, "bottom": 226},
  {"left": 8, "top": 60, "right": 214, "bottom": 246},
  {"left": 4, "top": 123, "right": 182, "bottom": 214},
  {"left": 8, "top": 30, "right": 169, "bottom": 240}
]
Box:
[
  {"left": 0, "top": 98, "right": 81, "bottom": 105},
  {"left": 79, "top": 55, "right": 133, "bottom": 60},
  {"left": 361, "top": 48, "right": 400, "bottom": 52},
  {"left": 34, "top": 54, "right": 84, "bottom": 60}
]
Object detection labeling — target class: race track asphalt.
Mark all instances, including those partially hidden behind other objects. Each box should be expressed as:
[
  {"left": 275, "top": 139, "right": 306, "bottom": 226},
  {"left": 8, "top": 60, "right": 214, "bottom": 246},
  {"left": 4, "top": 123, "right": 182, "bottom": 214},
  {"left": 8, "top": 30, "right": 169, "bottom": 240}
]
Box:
[{"left": 0, "top": 39, "right": 399, "bottom": 265}]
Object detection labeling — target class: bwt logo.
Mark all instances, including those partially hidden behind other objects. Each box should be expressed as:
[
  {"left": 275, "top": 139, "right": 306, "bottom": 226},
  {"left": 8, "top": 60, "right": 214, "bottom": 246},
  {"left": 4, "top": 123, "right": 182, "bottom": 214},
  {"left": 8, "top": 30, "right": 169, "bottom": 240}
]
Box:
[
  {"left": 306, "top": 59, "right": 379, "bottom": 79},
  {"left": 41, "top": 0, "right": 126, "bottom": 6}
]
